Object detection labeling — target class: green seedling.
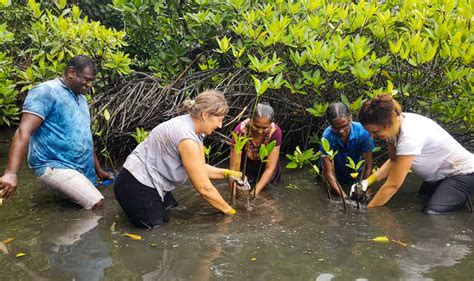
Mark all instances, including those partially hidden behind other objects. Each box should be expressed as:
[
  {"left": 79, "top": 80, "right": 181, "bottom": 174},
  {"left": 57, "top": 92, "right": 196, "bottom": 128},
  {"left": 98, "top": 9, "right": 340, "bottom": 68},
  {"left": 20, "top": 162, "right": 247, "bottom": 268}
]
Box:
[
  {"left": 204, "top": 145, "right": 211, "bottom": 163},
  {"left": 131, "top": 127, "right": 149, "bottom": 144},
  {"left": 346, "top": 156, "right": 366, "bottom": 208}
]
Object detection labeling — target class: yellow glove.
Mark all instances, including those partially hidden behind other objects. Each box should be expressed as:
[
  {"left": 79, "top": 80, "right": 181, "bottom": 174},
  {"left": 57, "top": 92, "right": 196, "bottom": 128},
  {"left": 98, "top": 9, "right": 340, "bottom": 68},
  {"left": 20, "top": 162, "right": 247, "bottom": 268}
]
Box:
[
  {"left": 223, "top": 169, "right": 242, "bottom": 179},
  {"left": 226, "top": 207, "right": 236, "bottom": 215},
  {"left": 367, "top": 174, "right": 377, "bottom": 186}
]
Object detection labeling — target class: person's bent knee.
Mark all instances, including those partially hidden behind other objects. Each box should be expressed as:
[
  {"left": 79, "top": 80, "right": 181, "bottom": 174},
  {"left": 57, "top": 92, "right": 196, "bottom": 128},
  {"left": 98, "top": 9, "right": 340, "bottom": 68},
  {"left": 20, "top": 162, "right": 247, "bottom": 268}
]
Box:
[{"left": 422, "top": 203, "right": 464, "bottom": 214}]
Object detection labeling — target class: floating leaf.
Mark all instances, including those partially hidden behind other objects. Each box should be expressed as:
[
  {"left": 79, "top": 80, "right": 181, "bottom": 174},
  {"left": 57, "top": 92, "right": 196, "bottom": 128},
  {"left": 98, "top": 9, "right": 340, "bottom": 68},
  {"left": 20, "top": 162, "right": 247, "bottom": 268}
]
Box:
[
  {"left": 372, "top": 236, "right": 389, "bottom": 243},
  {"left": 150, "top": 243, "right": 158, "bottom": 247},
  {"left": 391, "top": 239, "right": 408, "bottom": 247},
  {"left": 124, "top": 233, "right": 142, "bottom": 240},
  {"left": 251, "top": 257, "right": 257, "bottom": 261},
  {"left": 0, "top": 242, "right": 8, "bottom": 255},
  {"left": 286, "top": 184, "right": 299, "bottom": 189},
  {"left": 2, "top": 238, "right": 15, "bottom": 244},
  {"left": 16, "top": 252, "right": 27, "bottom": 258}
]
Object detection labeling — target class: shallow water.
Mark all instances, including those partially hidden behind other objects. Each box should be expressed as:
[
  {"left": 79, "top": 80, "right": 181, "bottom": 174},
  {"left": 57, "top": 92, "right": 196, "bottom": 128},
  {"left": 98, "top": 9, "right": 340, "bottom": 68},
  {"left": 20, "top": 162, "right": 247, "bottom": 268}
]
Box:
[{"left": 1, "top": 129, "right": 473, "bottom": 281}]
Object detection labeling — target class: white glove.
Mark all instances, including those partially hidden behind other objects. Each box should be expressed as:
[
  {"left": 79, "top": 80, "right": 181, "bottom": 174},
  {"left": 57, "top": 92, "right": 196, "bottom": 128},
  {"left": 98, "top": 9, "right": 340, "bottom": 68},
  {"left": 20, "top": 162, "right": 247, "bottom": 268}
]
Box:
[
  {"left": 229, "top": 175, "right": 251, "bottom": 191},
  {"left": 350, "top": 179, "right": 369, "bottom": 198}
]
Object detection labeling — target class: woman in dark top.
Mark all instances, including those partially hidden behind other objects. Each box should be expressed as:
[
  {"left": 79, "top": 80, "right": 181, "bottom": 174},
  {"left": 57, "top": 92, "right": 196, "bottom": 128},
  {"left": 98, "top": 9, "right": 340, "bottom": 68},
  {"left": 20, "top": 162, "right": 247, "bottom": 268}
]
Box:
[{"left": 230, "top": 103, "right": 282, "bottom": 196}]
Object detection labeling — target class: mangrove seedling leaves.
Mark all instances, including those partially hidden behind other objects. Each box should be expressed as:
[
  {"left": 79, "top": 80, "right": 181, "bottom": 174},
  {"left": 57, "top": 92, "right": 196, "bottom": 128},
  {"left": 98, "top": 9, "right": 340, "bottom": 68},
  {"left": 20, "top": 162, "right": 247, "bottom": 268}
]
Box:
[
  {"left": 321, "top": 137, "right": 330, "bottom": 153},
  {"left": 259, "top": 140, "right": 276, "bottom": 162},
  {"left": 204, "top": 145, "right": 211, "bottom": 158},
  {"left": 232, "top": 132, "right": 251, "bottom": 153},
  {"left": 346, "top": 156, "right": 356, "bottom": 170}
]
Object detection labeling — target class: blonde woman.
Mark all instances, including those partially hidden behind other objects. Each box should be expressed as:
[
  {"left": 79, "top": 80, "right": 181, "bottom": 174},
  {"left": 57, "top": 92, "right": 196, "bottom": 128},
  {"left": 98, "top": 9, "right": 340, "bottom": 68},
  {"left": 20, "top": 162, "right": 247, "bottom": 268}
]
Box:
[{"left": 114, "top": 90, "right": 246, "bottom": 227}]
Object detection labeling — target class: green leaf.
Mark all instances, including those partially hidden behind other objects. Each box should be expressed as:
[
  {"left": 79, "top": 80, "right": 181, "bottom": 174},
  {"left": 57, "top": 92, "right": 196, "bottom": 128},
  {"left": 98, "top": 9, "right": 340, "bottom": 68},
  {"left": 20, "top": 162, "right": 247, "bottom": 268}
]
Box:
[
  {"left": 321, "top": 137, "right": 330, "bottom": 153},
  {"left": 341, "top": 94, "right": 350, "bottom": 109},
  {"left": 346, "top": 156, "right": 355, "bottom": 169},
  {"left": 286, "top": 162, "right": 298, "bottom": 169},
  {"left": 356, "top": 160, "right": 365, "bottom": 170},
  {"left": 103, "top": 109, "right": 111, "bottom": 121}
]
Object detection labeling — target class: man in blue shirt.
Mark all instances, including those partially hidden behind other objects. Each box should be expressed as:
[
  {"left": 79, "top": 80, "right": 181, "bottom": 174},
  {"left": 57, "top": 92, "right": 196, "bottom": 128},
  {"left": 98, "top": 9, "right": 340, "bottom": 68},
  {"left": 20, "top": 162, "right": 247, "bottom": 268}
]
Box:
[
  {"left": 321, "top": 102, "right": 374, "bottom": 199},
  {"left": 0, "top": 55, "right": 111, "bottom": 209}
]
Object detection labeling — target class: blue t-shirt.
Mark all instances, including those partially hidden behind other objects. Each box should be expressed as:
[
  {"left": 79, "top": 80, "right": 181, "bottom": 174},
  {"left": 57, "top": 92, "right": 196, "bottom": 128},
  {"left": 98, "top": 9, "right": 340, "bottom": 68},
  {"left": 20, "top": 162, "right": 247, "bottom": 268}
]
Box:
[
  {"left": 320, "top": 121, "right": 374, "bottom": 184},
  {"left": 23, "top": 78, "right": 96, "bottom": 183}
]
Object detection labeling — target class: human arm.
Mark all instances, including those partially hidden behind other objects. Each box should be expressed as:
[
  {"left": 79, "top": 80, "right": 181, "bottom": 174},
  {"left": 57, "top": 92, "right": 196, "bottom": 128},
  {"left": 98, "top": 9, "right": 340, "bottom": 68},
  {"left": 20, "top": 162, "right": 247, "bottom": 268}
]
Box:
[
  {"left": 93, "top": 149, "right": 113, "bottom": 180},
  {"left": 322, "top": 157, "right": 347, "bottom": 198},
  {"left": 362, "top": 151, "right": 373, "bottom": 179},
  {"left": 0, "top": 113, "right": 43, "bottom": 198},
  {"left": 367, "top": 155, "right": 415, "bottom": 208},
  {"left": 254, "top": 145, "right": 280, "bottom": 195},
  {"left": 179, "top": 139, "right": 234, "bottom": 214}
]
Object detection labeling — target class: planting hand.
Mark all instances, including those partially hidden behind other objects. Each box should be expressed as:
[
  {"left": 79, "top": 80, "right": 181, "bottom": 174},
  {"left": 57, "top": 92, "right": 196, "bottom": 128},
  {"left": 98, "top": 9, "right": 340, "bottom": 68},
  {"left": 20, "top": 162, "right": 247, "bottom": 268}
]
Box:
[
  {"left": 350, "top": 179, "right": 369, "bottom": 194},
  {"left": 230, "top": 175, "right": 251, "bottom": 191},
  {"left": 224, "top": 169, "right": 251, "bottom": 190},
  {"left": 350, "top": 174, "right": 377, "bottom": 199}
]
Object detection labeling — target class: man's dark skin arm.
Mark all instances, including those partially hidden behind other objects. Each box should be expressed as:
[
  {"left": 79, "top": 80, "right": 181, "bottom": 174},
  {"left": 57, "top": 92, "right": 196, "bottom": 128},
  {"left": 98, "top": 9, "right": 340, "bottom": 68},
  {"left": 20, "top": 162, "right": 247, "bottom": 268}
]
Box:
[
  {"left": 0, "top": 113, "right": 43, "bottom": 199},
  {"left": 93, "top": 146, "right": 113, "bottom": 181}
]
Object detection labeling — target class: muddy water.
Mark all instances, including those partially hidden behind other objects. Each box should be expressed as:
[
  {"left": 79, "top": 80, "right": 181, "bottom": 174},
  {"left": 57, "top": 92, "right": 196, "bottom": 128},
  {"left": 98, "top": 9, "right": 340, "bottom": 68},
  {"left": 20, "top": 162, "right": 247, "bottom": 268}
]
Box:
[{"left": 1, "top": 129, "right": 473, "bottom": 280}]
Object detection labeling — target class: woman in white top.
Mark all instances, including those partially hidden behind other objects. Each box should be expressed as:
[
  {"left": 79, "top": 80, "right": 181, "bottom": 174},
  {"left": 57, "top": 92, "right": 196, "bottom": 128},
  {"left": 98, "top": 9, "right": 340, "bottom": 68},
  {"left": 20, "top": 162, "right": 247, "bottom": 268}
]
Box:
[{"left": 356, "top": 94, "right": 474, "bottom": 214}]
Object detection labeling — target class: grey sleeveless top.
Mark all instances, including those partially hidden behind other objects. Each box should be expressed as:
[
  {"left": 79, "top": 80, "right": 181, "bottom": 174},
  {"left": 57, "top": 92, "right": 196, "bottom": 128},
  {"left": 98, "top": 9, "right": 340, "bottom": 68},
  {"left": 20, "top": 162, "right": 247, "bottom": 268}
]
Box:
[{"left": 123, "top": 114, "right": 204, "bottom": 200}]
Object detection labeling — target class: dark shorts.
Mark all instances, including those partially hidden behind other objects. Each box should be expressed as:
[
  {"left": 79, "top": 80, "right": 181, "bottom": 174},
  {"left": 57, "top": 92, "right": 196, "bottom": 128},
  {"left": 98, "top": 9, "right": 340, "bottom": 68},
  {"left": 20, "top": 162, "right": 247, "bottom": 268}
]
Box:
[
  {"left": 419, "top": 173, "right": 474, "bottom": 214},
  {"left": 114, "top": 168, "right": 177, "bottom": 228}
]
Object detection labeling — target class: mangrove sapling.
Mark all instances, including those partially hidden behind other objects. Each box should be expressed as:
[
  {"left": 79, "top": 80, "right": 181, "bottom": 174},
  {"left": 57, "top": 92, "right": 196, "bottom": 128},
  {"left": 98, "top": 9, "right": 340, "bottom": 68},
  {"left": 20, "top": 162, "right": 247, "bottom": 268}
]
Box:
[
  {"left": 131, "top": 127, "right": 149, "bottom": 144},
  {"left": 229, "top": 132, "right": 252, "bottom": 207},
  {"left": 253, "top": 140, "right": 277, "bottom": 198},
  {"left": 94, "top": 108, "right": 116, "bottom": 170},
  {"left": 204, "top": 145, "right": 211, "bottom": 164},
  {"left": 321, "top": 137, "right": 347, "bottom": 212},
  {"left": 285, "top": 146, "right": 323, "bottom": 195},
  {"left": 345, "top": 156, "right": 366, "bottom": 209}
]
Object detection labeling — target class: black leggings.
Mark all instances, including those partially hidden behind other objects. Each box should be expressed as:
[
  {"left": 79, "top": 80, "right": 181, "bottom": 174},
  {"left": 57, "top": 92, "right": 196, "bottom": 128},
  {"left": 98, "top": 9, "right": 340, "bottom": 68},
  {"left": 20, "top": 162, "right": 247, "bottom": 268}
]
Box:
[
  {"left": 114, "top": 168, "right": 177, "bottom": 228},
  {"left": 419, "top": 173, "right": 474, "bottom": 214}
]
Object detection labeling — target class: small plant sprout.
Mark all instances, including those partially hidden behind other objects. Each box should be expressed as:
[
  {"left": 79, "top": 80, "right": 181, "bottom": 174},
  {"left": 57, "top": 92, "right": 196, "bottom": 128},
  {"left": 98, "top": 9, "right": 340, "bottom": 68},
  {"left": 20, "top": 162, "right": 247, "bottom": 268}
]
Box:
[
  {"left": 231, "top": 132, "right": 252, "bottom": 154},
  {"left": 258, "top": 140, "right": 276, "bottom": 163},
  {"left": 203, "top": 145, "right": 211, "bottom": 163},
  {"left": 346, "top": 156, "right": 366, "bottom": 209},
  {"left": 252, "top": 140, "right": 277, "bottom": 197},
  {"left": 285, "top": 147, "right": 322, "bottom": 191},
  {"left": 345, "top": 157, "right": 365, "bottom": 179},
  {"left": 285, "top": 146, "right": 320, "bottom": 169},
  {"left": 93, "top": 108, "right": 115, "bottom": 169},
  {"left": 131, "top": 127, "right": 149, "bottom": 144}
]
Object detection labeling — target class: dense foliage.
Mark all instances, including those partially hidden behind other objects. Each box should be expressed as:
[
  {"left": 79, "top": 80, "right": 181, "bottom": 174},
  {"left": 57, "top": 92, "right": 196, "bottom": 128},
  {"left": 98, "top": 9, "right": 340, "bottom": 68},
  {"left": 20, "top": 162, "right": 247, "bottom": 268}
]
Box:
[
  {"left": 0, "top": 0, "right": 132, "bottom": 125},
  {"left": 1, "top": 0, "right": 473, "bottom": 158}
]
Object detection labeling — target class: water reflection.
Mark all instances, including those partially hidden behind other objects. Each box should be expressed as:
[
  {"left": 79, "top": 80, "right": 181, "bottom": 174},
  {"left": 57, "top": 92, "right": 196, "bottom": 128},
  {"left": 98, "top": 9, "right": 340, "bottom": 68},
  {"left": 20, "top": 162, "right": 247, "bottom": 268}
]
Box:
[
  {"left": 43, "top": 212, "right": 112, "bottom": 281},
  {"left": 1, "top": 130, "right": 474, "bottom": 280}
]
